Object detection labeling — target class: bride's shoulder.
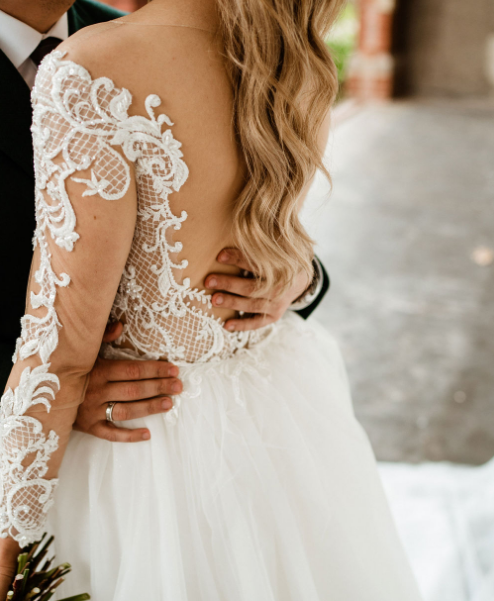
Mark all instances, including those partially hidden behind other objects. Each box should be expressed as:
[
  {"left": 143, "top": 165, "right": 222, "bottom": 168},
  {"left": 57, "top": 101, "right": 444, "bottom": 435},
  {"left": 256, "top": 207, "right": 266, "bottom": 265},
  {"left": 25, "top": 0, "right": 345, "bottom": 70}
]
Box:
[
  {"left": 53, "top": 21, "right": 138, "bottom": 83},
  {"left": 47, "top": 20, "right": 210, "bottom": 103}
]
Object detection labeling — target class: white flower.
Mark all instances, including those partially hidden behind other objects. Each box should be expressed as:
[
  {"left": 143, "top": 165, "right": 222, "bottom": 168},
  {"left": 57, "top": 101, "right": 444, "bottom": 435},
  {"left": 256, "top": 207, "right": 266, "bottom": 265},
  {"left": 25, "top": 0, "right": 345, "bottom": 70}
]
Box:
[{"left": 72, "top": 170, "right": 110, "bottom": 197}]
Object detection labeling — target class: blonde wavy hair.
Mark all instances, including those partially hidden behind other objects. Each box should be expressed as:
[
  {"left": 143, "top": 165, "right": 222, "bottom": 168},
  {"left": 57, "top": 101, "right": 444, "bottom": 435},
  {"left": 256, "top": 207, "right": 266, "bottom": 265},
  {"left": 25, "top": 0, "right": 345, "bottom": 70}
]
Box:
[{"left": 216, "top": 0, "right": 345, "bottom": 295}]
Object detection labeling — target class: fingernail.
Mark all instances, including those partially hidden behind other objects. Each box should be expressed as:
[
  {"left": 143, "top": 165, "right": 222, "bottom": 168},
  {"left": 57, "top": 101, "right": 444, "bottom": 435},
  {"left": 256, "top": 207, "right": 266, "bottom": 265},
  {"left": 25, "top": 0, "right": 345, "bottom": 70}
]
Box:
[
  {"left": 162, "top": 398, "right": 172, "bottom": 410},
  {"left": 218, "top": 251, "right": 229, "bottom": 263},
  {"left": 142, "top": 431, "right": 150, "bottom": 440},
  {"left": 169, "top": 366, "right": 179, "bottom": 377},
  {"left": 172, "top": 381, "right": 182, "bottom": 393},
  {"left": 208, "top": 277, "right": 217, "bottom": 288},
  {"left": 214, "top": 294, "right": 224, "bottom": 306},
  {"left": 226, "top": 323, "right": 235, "bottom": 331}
]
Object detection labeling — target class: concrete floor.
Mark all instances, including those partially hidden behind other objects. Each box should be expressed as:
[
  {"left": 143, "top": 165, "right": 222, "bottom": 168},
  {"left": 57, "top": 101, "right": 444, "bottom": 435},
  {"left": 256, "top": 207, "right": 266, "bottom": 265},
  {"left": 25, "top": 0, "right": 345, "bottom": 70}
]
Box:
[{"left": 303, "top": 99, "right": 494, "bottom": 464}]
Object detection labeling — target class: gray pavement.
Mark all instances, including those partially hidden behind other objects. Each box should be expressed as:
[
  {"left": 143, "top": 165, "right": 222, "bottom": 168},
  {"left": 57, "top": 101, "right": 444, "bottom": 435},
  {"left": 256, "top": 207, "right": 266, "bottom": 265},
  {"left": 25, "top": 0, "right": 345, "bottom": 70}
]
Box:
[{"left": 303, "top": 99, "right": 494, "bottom": 464}]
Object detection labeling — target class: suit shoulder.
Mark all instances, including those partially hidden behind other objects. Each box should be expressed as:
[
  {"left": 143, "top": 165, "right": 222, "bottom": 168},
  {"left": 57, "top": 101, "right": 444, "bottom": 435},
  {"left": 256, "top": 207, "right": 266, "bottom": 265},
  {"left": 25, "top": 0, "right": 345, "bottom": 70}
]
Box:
[{"left": 70, "top": 0, "right": 127, "bottom": 29}]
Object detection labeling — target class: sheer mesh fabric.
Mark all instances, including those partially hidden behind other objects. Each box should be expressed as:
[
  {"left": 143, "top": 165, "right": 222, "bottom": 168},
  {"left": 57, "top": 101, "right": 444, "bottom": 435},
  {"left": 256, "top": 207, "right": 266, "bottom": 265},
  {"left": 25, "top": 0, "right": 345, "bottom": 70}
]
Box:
[{"left": 0, "top": 51, "right": 271, "bottom": 546}]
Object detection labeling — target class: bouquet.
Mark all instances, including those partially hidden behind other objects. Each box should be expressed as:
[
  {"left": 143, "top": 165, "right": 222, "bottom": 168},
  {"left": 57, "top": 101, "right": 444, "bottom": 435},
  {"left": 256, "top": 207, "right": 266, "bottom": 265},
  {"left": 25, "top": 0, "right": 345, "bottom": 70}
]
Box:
[{"left": 5, "top": 534, "right": 89, "bottom": 601}]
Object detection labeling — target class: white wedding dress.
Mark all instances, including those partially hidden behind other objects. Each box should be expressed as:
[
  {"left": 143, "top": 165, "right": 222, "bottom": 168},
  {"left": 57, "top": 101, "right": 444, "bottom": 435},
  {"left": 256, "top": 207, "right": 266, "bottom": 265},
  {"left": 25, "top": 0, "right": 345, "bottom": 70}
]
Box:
[{"left": 0, "top": 50, "right": 423, "bottom": 601}]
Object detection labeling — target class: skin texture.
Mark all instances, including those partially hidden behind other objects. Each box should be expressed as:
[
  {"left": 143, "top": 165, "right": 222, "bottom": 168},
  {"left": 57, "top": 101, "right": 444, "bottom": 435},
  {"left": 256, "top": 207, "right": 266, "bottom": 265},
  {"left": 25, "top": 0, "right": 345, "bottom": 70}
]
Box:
[{"left": 0, "top": 539, "right": 18, "bottom": 595}]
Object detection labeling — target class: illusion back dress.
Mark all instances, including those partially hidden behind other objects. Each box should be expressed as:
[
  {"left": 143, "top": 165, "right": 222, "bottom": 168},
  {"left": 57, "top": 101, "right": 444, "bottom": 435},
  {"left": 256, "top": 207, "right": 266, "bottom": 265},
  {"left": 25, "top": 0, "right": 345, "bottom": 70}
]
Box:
[{"left": 0, "top": 39, "right": 423, "bottom": 601}]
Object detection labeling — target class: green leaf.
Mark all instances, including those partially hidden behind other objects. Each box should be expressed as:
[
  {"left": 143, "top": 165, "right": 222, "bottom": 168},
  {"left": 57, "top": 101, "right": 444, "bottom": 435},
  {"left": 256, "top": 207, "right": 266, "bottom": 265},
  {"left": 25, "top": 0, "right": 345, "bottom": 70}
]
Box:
[
  {"left": 20, "top": 569, "right": 29, "bottom": 596},
  {"left": 16, "top": 553, "right": 28, "bottom": 575},
  {"left": 6, "top": 533, "right": 89, "bottom": 601}
]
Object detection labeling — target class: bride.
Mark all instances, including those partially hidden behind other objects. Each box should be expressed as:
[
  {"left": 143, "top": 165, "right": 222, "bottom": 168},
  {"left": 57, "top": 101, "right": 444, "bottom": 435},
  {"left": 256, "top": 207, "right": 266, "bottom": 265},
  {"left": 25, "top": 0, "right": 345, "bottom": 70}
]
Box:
[{"left": 0, "top": 0, "right": 424, "bottom": 599}]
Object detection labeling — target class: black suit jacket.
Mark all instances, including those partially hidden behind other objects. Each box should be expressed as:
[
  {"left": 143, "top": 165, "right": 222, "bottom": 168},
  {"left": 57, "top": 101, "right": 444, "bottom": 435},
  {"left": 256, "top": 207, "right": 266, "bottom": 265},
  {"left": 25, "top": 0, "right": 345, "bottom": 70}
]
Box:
[{"left": 0, "top": 0, "right": 329, "bottom": 389}]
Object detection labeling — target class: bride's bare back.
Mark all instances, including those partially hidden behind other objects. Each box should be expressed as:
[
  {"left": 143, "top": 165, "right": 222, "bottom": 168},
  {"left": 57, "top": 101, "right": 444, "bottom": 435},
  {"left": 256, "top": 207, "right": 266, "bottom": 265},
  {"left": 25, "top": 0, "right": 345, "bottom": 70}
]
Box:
[{"left": 67, "top": 15, "right": 245, "bottom": 307}]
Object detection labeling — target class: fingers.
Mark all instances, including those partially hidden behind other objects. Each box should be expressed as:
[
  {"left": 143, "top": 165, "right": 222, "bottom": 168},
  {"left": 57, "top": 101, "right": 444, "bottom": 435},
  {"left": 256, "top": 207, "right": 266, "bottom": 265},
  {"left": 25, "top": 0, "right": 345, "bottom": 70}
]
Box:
[
  {"left": 98, "top": 358, "right": 179, "bottom": 382},
  {"left": 111, "top": 397, "right": 173, "bottom": 421},
  {"left": 224, "top": 314, "right": 275, "bottom": 332},
  {"left": 74, "top": 396, "right": 175, "bottom": 443},
  {"left": 206, "top": 274, "right": 259, "bottom": 298},
  {"left": 105, "top": 376, "right": 182, "bottom": 402},
  {"left": 102, "top": 321, "right": 124, "bottom": 343},
  {"left": 211, "top": 292, "right": 270, "bottom": 314},
  {"left": 217, "top": 248, "right": 254, "bottom": 272},
  {"left": 88, "top": 421, "right": 152, "bottom": 443}
]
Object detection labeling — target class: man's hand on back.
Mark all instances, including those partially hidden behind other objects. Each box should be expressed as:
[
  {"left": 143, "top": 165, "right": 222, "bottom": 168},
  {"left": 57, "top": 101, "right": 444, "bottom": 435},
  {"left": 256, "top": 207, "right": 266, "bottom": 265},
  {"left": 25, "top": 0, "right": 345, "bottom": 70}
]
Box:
[{"left": 205, "top": 248, "right": 310, "bottom": 332}]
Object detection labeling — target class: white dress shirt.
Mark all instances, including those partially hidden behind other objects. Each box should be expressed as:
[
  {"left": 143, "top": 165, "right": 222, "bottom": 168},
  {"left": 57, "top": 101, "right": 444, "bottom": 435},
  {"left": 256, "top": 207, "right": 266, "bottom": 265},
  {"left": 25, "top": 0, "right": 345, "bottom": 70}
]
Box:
[{"left": 0, "top": 9, "right": 68, "bottom": 89}]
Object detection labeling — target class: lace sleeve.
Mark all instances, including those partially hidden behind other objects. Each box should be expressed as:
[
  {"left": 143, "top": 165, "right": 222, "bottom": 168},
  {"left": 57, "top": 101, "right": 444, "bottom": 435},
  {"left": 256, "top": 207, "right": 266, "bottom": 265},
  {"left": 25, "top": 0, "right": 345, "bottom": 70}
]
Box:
[{"left": 0, "top": 51, "right": 138, "bottom": 546}]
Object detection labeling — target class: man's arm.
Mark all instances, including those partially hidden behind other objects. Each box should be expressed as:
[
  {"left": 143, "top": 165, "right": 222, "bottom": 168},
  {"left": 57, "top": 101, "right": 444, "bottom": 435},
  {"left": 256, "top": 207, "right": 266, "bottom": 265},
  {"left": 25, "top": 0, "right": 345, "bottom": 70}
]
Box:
[
  {"left": 205, "top": 249, "right": 330, "bottom": 332},
  {"left": 290, "top": 257, "right": 330, "bottom": 320}
]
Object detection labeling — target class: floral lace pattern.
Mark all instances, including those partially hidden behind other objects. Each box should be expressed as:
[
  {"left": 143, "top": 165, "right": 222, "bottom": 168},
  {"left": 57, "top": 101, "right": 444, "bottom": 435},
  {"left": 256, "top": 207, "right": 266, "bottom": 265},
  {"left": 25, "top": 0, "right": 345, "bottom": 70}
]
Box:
[
  {"left": 0, "top": 366, "right": 59, "bottom": 546},
  {"left": 106, "top": 108, "right": 272, "bottom": 363},
  {"left": 1, "top": 51, "right": 272, "bottom": 545}
]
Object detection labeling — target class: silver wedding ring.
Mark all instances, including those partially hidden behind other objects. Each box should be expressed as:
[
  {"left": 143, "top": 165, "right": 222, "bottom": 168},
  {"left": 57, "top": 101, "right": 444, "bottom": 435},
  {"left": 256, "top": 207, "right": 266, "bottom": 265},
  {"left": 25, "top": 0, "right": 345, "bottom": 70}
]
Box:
[{"left": 106, "top": 401, "right": 117, "bottom": 423}]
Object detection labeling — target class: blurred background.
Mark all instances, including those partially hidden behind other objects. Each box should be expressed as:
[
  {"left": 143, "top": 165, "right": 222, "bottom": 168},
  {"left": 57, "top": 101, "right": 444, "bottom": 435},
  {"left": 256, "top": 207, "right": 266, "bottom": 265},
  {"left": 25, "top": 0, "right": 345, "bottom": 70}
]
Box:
[
  {"left": 305, "top": 0, "right": 494, "bottom": 466},
  {"left": 101, "top": 2, "right": 494, "bottom": 597}
]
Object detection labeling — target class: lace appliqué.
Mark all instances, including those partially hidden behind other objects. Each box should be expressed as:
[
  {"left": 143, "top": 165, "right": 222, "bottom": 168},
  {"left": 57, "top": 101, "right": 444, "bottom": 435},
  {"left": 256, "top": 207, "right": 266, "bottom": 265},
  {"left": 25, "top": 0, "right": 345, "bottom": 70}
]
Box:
[
  {"left": 0, "top": 366, "right": 59, "bottom": 546},
  {"left": 1, "top": 51, "right": 134, "bottom": 545}
]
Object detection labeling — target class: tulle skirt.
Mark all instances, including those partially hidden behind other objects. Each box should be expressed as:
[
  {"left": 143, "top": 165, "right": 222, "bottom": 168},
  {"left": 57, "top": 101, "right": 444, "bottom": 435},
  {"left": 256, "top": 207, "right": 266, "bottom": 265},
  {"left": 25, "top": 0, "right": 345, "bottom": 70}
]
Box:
[{"left": 50, "top": 313, "right": 422, "bottom": 600}]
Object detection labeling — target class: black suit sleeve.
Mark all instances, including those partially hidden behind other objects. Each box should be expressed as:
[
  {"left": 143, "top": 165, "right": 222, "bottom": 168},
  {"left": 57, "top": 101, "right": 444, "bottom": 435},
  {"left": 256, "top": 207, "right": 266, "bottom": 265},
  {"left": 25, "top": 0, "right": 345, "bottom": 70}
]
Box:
[{"left": 293, "top": 258, "right": 330, "bottom": 320}]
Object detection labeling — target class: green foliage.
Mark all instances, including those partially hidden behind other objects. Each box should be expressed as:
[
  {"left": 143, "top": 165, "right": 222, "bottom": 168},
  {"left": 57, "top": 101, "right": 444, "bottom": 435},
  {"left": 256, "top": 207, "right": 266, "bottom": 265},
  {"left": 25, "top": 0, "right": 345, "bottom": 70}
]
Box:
[
  {"left": 5, "top": 534, "right": 90, "bottom": 601},
  {"left": 326, "top": 2, "right": 359, "bottom": 95},
  {"left": 327, "top": 38, "right": 356, "bottom": 85}
]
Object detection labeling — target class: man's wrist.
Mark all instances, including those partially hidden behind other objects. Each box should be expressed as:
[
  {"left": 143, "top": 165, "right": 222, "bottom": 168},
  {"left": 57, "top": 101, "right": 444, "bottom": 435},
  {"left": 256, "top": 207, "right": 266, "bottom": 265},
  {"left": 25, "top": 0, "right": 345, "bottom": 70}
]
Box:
[{"left": 290, "top": 258, "right": 324, "bottom": 311}]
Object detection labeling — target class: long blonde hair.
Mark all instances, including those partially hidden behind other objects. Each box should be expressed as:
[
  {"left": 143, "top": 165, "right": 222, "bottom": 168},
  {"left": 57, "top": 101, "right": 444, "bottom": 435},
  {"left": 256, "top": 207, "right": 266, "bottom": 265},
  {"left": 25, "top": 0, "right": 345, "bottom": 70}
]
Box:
[{"left": 216, "top": 0, "right": 344, "bottom": 294}]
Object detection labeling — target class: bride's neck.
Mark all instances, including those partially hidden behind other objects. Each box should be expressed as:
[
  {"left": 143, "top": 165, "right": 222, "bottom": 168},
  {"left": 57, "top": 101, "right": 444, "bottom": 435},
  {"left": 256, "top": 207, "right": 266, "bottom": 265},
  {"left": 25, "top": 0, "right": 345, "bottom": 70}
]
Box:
[{"left": 129, "top": 0, "right": 219, "bottom": 32}]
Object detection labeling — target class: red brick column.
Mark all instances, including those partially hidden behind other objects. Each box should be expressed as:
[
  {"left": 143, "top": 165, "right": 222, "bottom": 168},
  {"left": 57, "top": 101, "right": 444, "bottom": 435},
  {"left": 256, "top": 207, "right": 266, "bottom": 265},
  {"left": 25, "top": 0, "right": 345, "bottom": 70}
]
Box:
[{"left": 347, "top": 0, "right": 396, "bottom": 100}]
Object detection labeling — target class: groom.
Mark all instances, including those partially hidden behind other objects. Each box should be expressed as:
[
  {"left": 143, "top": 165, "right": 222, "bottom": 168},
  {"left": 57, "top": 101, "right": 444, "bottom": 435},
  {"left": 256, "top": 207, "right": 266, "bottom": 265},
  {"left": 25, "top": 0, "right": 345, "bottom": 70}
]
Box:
[{"left": 0, "top": 0, "right": 330, "bottom": 441}]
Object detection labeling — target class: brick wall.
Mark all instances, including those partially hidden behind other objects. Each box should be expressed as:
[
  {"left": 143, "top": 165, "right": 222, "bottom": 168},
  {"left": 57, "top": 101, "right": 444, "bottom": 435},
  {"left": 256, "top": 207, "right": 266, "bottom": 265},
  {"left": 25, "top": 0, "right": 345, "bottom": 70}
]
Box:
[
  {"left": 347, "top": 0, "right": 396, "bottom": 101},
  {"left": 346, "top": 0, "right": 494, "bottom": 100},
  {"left": 395, "top": 0, "right": 494, "bottom": 97}
]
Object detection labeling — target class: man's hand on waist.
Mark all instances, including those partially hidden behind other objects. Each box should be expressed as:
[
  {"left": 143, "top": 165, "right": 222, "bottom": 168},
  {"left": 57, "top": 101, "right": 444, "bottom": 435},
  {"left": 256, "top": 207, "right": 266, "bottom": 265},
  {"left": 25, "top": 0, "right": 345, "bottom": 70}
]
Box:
[{"left": 74, "top": 322, "right": 182, "bottom": 443}]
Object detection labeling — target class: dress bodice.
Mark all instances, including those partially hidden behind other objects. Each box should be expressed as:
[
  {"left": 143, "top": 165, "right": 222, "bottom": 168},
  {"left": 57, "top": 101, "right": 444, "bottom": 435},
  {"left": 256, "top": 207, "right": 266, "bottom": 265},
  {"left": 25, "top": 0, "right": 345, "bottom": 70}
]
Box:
[{"left": 29, "top": 51, "right": 271, "bottom": 367}]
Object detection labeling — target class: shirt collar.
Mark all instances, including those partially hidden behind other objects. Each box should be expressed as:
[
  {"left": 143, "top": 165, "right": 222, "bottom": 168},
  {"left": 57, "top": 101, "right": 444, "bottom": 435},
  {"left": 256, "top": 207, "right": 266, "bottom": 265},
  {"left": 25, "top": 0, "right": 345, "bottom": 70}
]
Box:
[{"left": 0, "top": 10, "right": 68, "bottom": 69}]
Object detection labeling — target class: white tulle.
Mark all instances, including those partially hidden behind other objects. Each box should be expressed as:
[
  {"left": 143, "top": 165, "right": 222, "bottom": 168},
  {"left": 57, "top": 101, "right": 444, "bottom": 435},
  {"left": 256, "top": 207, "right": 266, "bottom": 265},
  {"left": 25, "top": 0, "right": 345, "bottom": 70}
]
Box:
[{"left": 50, "top": 314, "right": 422, "bottom": 601}]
